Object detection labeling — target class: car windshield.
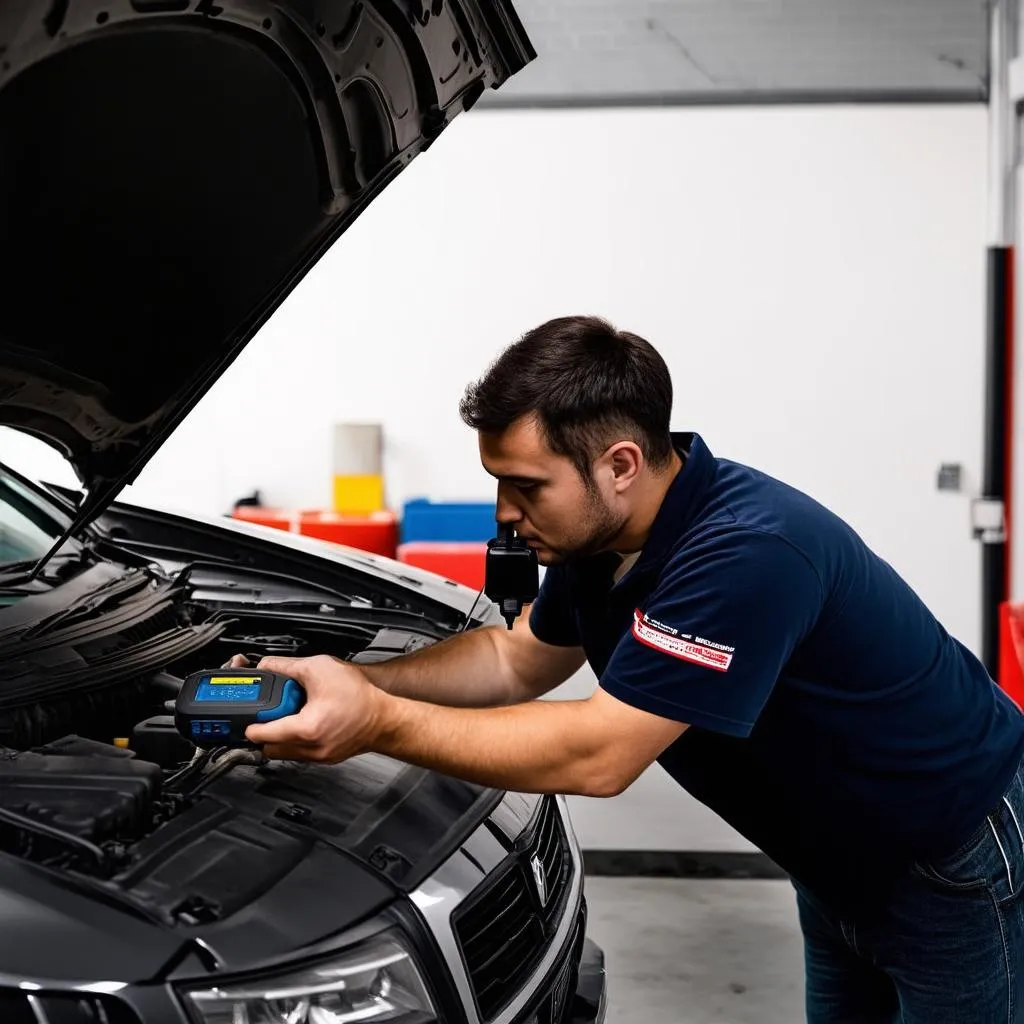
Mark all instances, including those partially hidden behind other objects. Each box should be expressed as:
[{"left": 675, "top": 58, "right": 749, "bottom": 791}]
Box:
[{"left": 0, "top": 469, "right": 70, "bottom": 565}]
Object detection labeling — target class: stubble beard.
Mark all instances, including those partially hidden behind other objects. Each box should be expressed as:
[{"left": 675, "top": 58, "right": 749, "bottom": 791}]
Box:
[{"left": 539, "top": 486, "right": 626, "bottom": 565}]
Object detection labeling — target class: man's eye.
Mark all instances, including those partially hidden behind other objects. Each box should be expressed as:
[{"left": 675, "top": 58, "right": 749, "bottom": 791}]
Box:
[{"left": 517, "top": 482, "right": 539, "bottom": 494}]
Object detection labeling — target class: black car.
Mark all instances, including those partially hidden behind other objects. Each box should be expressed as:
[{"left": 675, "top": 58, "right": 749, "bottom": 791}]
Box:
[{"left": 0, "top": 2, "right": 607, "bottom": 1022}]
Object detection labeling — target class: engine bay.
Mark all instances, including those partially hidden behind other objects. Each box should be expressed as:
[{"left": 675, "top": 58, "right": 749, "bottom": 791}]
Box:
[{"left": 0, "top": 557, "right": 449, "bottom": 885}]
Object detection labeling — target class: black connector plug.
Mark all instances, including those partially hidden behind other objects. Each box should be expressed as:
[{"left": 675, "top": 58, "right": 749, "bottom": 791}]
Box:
[{"left": 485, "top": 524, "right": 539, "bottom": 629}]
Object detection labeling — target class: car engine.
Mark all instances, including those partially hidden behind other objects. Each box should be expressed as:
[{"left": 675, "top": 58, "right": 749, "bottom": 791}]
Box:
[{"left": 0, "top": 557, "right": 448, "bottom": 881}]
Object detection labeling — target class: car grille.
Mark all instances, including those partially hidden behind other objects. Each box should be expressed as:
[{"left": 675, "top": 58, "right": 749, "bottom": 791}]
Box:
[
  {"left": 0, "top": 989, "right": 139, "bottom": 1024},
  {"left": 544, "top": 907, "right": 586, "bottom": 1024},
  {"left": 453, "top": 796, "right": 573, "bottom": 1022}
]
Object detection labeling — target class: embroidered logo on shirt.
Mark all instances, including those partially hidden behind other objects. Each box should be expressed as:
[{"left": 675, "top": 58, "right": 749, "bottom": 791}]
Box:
[{"left": 632, "top": 610, "right": 734, "bottom": 671}]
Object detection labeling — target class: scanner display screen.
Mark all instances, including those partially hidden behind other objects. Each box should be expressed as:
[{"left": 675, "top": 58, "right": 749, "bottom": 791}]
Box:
[{"left": 194, "top": 682, "right": 262, "bottom": 703}]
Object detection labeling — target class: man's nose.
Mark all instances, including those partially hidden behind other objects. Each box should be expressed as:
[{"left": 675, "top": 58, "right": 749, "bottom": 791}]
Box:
[{"left": 495, "top": 486, "right": 522, "bottom": 525}]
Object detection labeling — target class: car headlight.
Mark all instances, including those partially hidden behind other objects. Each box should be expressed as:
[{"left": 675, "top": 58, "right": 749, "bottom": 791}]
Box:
[{"left": 180, "top": 933, "right": 436, "bottom": 1024}]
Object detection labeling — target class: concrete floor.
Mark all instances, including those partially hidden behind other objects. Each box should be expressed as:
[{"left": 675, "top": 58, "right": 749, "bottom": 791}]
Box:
[{"left": 584, "top": 877, "right": 806, "bottom": 1024}]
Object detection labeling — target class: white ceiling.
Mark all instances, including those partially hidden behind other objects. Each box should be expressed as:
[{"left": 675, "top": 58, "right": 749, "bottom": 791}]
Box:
[{"left": 484, "top": 0, "right": 988, "bottom": 106}]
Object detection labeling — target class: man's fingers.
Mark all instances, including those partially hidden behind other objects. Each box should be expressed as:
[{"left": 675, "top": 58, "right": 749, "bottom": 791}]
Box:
[
  {"left": 246, "top": 719, "right": 303, "bottom": 746},
  {"left": 258, "top": 654, "right": 351, "bottom": 698},
  {"left": 257, "top": 655, "right": 303, "bottom": 677},
  {"left": 221, "top": 654, "right": 251, "bottom": 669},
  {"left": 243, "top": 655, "right": 368, "bottom": 765}
]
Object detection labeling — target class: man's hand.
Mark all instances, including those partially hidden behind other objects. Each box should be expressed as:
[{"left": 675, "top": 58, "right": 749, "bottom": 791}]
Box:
[{"left": 244, "top": 655, "right": 386, "bottom": 762}]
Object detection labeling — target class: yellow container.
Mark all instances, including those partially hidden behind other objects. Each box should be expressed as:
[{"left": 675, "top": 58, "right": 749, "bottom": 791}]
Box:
[
  {"left": 333, "top": 423, "right": 384, "bottom": 513},
  {"left": 333, "top": 473, "right": 385, "bottom": 514}
]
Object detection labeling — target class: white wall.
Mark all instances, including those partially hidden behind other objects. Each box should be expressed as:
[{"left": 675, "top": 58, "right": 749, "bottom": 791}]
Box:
[{"left": 3, "top": 104, "right": 989, "bottom": 851}]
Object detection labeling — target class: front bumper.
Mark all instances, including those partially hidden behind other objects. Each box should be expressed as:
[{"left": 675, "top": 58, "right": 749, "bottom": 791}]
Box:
[{"left": 569, "top": 938, "right": 607, "bottom": 1024}]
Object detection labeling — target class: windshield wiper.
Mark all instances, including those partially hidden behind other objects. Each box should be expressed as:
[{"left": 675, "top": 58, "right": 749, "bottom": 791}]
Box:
[
  {"left": 0, "top": 558, "right": 39, "bottom": 576},
  {"left": 0, "top": 550, "right": 88, "bottom": 589},
  {"left": 10, "top": 525, "right": 83, "bottom": 586}
]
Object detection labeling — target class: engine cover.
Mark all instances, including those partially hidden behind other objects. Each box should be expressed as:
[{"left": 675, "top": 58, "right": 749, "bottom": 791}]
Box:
[{"left": 0, "top": 744, "right": 162, "bottom": 841}]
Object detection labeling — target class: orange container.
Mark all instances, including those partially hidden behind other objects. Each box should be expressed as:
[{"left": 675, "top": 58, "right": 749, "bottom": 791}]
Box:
[
  {"left": 231, "top": 506, "right": 398, "bottom": 557},
  {"left": 999, "top": 602, "right": 1024, "bottom": 710},
  {"left": 231, "top": 506, "right": 299, "bottom": 533},
  {"left": 397, "top": 542, "right": 487, "bottom": 590},
  {"left": 299, "top": 510, "right": 398, "bottom": 558}
]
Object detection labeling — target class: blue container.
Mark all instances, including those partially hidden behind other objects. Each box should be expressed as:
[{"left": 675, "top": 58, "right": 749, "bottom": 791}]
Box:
[{"left": 401, "top": 499, "right": 497, "bottom": 543}]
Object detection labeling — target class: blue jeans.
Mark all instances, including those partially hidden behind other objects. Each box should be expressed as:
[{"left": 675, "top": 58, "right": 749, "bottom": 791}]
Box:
[{"left": 796, "top": 754, "right": 1024, "bottom": 1023}]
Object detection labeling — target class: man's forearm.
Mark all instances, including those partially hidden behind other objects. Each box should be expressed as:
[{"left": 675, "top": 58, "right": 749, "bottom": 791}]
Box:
[
  {"left": 244, "top": 654, "right": 686, "bottom": 793},
  {"left": 372, "top": 692, "right": 616, "bottom": 796},
  {"left": 358, "top": 626, "right": 519, "bottom": 707}
]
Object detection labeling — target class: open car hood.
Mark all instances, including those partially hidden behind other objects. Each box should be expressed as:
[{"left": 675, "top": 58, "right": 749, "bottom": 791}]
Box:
[{"left": 0, "top": 0, "right": 533, "bottom": 525}]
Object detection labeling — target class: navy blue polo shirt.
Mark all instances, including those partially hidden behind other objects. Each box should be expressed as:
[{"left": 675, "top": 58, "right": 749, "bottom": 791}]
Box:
[{"left": 530, "top": 432, "right": 1024, "bottom": 911}]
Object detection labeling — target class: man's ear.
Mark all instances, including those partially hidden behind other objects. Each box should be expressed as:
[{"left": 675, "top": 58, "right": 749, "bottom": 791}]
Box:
[{"left": 604, "top": 441, "right": 643, "bottom": 493}]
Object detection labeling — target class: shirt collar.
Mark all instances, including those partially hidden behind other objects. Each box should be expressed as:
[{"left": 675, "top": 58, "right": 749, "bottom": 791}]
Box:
[{"left": 633, "top": 431, "right": 715, "bottom": 572}]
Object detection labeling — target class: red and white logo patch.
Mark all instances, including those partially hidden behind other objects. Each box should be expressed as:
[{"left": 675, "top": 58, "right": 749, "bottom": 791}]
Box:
[{"left": 632, "top": 610, "right": 734, "bottom": 672}]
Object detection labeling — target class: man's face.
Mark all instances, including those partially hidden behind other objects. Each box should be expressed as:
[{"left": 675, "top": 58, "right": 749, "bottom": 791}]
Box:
[{"left": 478, "top": 416, "right": 626, "bottom": 565}]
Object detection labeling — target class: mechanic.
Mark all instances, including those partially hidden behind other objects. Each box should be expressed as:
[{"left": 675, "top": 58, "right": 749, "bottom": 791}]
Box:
[{"left": 234, "top": 315, "right": 1024, "bottom": 1023}]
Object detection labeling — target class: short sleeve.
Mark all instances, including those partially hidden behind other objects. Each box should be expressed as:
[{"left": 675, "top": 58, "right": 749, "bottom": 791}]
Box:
[
  {"left": 528, "top": 565, "right": 581, "bottom": 647},
  {"left": 600, "top": 530, "right": 824, "bottom": 737}
]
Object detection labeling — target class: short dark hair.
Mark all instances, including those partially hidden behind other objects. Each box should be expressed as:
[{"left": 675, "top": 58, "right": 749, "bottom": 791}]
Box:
[{"left": 459, "top": 315, "right": 674, "bottom": 478}]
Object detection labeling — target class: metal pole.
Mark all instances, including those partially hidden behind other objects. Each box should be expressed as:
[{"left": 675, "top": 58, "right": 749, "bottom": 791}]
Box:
[
  {"left": 980, "top": 0, "right": 1017, "bottom": 674},
  {"left": 991, "top": 0, "right": 1016, "bottom": 246}
]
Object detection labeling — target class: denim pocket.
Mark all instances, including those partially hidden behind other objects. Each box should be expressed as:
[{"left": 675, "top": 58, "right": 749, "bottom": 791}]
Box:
[
  {"left": 913, "top": 818, "right": 995, "bottom": 890},
  {"left": 913, "top": 765, "right": 1024, "bottom": 903}
]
